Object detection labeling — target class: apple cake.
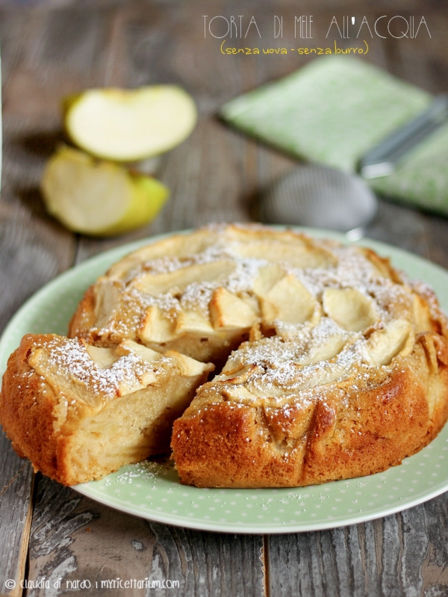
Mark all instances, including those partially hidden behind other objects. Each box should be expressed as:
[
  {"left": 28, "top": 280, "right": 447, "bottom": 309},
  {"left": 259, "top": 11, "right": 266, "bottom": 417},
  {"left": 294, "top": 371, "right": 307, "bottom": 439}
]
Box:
[{"left": 1, "top": 224, "right": 448, "bottom": 487}]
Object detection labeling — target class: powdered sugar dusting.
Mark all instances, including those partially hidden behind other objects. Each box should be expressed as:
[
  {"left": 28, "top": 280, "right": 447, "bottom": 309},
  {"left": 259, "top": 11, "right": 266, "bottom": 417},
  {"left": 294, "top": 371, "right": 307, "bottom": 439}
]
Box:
[
  {"left": 84, "top": 225, "right": 429, "bottom": 408},
  {"left": 109, "top": 240, "right": 269, "bottom": 324},
  {"left": 210, "top": 313, "right": 389, "bottom": 407},
  {"left": 43, "top": 338, "right": 171, "bottom": 399},
  {"left": 98, "top": 227, "right": 412, "bottom": 327},
  {"left": 102, "top": 459, "right": 174, "bottom": 487}
]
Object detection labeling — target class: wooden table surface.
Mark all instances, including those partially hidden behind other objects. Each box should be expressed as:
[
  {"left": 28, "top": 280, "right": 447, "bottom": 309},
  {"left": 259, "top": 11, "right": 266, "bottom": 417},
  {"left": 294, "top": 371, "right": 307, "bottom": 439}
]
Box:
[{"left": 0, "top": 1, "right": 447, "bottom": 595}]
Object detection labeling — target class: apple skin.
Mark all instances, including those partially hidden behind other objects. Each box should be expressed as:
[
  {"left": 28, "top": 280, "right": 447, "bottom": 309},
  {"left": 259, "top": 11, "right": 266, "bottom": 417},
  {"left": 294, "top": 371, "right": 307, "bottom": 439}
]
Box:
[
  {"left": 96, "top": 174, "right": 169, "bottom": 237},
  {"left": 41, "top": 145, "right": 169, "bottom": 237}
]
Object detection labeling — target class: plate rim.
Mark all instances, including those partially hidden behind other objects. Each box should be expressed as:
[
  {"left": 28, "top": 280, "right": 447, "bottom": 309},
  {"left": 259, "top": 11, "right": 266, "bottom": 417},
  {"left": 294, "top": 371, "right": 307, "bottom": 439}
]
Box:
[
  {"left": 1, "top": 226, "right": 448, "bottom": 534},
  {"left": 73, "top": 472, "right": 448, "bottom": 535}
]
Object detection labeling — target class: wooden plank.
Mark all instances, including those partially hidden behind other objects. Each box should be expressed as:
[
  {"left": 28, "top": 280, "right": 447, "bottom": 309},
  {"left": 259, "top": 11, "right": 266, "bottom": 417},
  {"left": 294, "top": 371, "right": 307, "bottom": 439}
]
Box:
[
  {"left": 267, "top": 500, "right": 448, "bottom": 597},
  {"left": 365, "top": 199, "right": 429, "bottom": 256},
  {"left": 0, "top": 5, "right": 78, "bottom": 595},
  {"left": 0, "top": 446, "right": 34, "bottom": 597},
  {"left": 26, "top": 477, "right": 265, "bottom": 597}
]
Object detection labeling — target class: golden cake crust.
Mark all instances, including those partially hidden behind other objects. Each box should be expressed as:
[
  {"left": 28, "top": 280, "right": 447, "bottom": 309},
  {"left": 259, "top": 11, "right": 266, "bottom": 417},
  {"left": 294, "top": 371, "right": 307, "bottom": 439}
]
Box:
[{"left": 1, "top": 335, "right": 63, "bottom": 480}]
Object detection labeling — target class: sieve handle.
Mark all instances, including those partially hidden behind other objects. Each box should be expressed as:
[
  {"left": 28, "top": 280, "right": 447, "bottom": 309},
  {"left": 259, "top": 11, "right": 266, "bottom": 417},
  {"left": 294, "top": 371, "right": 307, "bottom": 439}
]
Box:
[{"left": 359, "top": 95, "right": 448, "bottom": 179}]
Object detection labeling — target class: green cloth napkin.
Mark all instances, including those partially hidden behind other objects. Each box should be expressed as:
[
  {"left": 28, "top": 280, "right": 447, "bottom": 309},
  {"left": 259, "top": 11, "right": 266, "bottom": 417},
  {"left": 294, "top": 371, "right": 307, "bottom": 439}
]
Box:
[
  {"left": 369, "top": 122, "right": 448, "bottom": 216},
  {"left": 220, "top": 56, "right": 448, "bottom": 216}
]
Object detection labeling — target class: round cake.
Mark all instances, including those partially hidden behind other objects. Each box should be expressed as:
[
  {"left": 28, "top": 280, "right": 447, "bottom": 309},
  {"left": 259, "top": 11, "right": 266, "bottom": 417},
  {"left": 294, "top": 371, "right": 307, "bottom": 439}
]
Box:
[{"left": 2, "top": 224, "right": 448, "bottom": 487}]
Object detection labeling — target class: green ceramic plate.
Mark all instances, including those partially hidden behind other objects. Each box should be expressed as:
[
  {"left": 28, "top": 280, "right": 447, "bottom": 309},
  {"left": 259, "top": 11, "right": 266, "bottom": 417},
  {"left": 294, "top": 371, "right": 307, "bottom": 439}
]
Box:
[{"left": 1, "top": 229, "right": 447, "bottom": 534}]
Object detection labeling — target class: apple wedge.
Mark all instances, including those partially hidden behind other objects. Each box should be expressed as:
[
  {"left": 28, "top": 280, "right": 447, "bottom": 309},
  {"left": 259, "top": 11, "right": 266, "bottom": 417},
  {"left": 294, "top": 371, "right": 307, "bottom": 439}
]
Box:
[
  {"left": 41, "top": 146, "right": 168, "bottom": 236},
  {"left": 64, "top": 86, "right": 197, "bottom": 161}
]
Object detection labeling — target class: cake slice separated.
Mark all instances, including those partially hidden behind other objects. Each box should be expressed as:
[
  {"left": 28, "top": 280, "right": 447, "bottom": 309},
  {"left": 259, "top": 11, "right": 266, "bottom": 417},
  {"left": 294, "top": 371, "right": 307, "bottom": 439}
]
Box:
[{"left": 0, "top": 334, "right": 213, "bottom": 485}]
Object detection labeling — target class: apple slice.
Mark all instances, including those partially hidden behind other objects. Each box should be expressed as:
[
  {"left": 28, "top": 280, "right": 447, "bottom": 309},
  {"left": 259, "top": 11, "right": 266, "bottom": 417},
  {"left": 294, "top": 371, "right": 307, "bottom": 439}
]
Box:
[
  {"left": 41, "top": 146, "right": 168, "bottom": 236},
  {"left": 64, "top": 86, "right": 197, "bottom": 161}
]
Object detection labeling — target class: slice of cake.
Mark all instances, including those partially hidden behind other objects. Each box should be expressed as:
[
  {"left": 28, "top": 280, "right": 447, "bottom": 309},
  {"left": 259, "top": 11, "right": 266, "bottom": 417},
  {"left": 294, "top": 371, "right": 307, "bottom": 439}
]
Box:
[{"left": 0, "top": 334, "right": 213, "bottom": 485}]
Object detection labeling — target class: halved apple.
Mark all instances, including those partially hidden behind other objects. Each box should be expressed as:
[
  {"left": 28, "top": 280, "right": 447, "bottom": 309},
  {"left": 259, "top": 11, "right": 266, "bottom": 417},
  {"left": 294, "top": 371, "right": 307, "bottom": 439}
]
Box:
[
  {"left": 41, "top": 146, "right": 168, "bottom": 236},
  {"left": 64, "top": 86, "right": 197, "bottom": 161}
]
